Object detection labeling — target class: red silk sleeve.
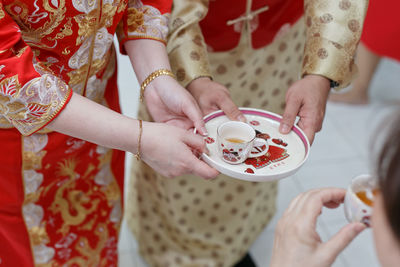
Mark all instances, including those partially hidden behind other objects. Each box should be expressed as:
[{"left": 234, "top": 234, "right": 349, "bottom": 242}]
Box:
[{"left": 0, "top": 3, "right": 72, "bottom": 136}]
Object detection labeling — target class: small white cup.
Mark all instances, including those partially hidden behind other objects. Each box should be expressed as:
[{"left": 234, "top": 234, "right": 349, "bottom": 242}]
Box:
[
  {"left": 216, "top": 121, "right": 268, "bottom": 164},
  {"left": 344, "top": 174, "right": 378, "bottom": 227}
]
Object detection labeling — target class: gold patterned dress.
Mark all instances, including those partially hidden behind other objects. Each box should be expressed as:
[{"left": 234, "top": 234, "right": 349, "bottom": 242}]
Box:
[
  {"left": 127, "top": 0, "right": 367, "bottom": 266},
  {"left": 0, "top": 0, "right": 171, "bottom": 266}
]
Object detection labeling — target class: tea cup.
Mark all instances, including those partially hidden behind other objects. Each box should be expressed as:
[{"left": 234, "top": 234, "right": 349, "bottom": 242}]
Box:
[
  {"left": 344, "top": 174, "right": 378, "bottom": 227},
  {"left": 216, "top": 121, "right": 268, "bottom": 164}
]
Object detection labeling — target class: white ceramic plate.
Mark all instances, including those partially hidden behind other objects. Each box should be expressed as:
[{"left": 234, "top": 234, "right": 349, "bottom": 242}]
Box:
[{"left": 201, "top": 108, "right": 310, "bottom": 182}]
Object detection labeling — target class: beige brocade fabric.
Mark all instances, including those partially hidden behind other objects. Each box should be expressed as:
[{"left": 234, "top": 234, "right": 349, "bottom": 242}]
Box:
[
  {"left": 166, "top": 0, "right": 212, "bottom": 87},
  {"left": 126, "top": 0, "right": 368, "bottom": 266},
  {"left": 301, "top": 0, "right": 368, "bottom": 87}
]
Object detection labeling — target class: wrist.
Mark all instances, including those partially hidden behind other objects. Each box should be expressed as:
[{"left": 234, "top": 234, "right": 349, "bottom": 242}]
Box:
[
  {"left": 125, "top": 119, "right": 141, "bottom": 155},
  {"left": 140, "top": 69, "right": 175, "bottom": 101},
  {"left": 187, "top": 76, "right": 212, "bottom": 87},
  {"left": 187, "top": 76, "right": 211, "bottom": 92},
  {"left": 304, "top": 74, "right": 331, "bottom": 92}
]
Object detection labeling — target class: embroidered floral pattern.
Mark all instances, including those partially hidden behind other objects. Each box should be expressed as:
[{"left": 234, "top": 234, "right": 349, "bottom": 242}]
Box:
[
  {"left": 125, "top": 2, "right": 169, "bottom": 42},
  {"left": 127, "top": 7, "right": 144, "bottom": 32}
]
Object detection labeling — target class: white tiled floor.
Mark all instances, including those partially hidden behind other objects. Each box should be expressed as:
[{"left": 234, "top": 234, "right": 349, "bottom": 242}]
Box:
[{"left": 115, "top": 42, "right": 400, "bottom": 267}]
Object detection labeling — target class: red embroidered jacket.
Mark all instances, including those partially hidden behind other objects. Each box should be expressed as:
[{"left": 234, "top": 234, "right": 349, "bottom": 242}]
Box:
[{"left": 0, "top": 0, "right": 171, "bottom": 136}]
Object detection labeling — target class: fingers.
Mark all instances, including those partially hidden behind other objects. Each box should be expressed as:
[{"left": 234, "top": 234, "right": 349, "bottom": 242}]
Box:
[
  {"left": 285, "top": 194, "right": 304, "bottom": 214},
  {"left": 166, "top": 118, "right": 197, "bottom": 130},
  {"left": 321, "top": 223, "right": 366, "bottom": 263},
  {"left": 189, "top": 156, "right": 220, "bottom": 179},
  {"left": 219, "top": 97, "right": 246, "bottom": 122},
  {"left": 183, "top": 131, "right": 207, "bottom": 153},
  {"left": 306, "top": 188, "right": 346, "bottom": 222},
  {"left": 183, "top": 101, "right": 208, "bottom": 136},
  {"left": 279, "top": 95, "right": 301, "bottom": 135},
  {"left": 318, "top": 188, "right": 346, "bottom": 205},
  {"left": 297, "top": 119, "right": 316, "bottom": 145},
  {"left": 182, "top": 132, "right": 219, "bottom": 179},
  {"left": 285, "top": 188, "right": 346, "bottom": 222}
]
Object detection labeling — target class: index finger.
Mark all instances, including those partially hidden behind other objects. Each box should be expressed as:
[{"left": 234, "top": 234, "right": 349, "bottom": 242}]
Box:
[
  {"left": 304, "top": 188, "right": 346, "bottom": 222},
  {"left": 286, "top": 188, "right": 346, "bottom": 220},
  {"left": 182, "top": 100, "right": 208, "bottom": 136},
  {"left": 297, "top": 119, "right": 316, "bottom": 145},
  {"left": 219, "top": 97, "right": 246, "bottom": 122}
]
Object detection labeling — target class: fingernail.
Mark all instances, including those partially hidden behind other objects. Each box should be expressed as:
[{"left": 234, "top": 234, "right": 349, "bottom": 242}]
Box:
[
  {"left": 279, "top": 123, "right": 290, "bottom": 134},
  {"left": 200, "top": 127, "right": 208, "bottom": 136},
  {"left": 237, "top": 114, "right": 247, "bottom": 122},
  {"left": 204, "top": 146, "right": 210, "bottom": 155}
]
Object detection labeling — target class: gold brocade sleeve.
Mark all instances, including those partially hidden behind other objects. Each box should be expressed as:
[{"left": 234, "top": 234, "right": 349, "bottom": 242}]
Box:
[
  {"left": 167, "top": 0, "right": 212, "bottom": 87},
  {"left": 301, "top": 0, "right": 369, "bottom": 89}
]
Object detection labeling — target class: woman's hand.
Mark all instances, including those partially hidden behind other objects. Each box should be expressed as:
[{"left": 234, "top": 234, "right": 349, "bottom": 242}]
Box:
[
  {"left": 144, "top": 75, "right": 207, "bottom": 134},
  {"left": 124, "top": 39, "right": 208, "bottom": 135},
  {"left": 270, "top": 188, "right": 366, "bottom": 267},
  {"left": 48, "top": 93, "right": 217, "bottom": 179},
  {"left": 140, "top": 122, "right": 219, "bottom": 179},
  {"left": 187, "top": 77, "right": 246, "bottom": 121}
]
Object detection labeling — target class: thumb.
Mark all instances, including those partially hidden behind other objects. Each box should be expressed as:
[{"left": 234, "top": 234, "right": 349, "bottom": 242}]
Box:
[
  {"left": 183, "top": 134, "right": 219, "bottom": 179},
  {"left": 182, "top": 131, "right": 207, "bottom": 153},
  {"left": 189, "top": 156, "right": 220, "bottom": 179},
  {"left": 321, "top": 223, "right": 366, "bottom": 263},
  {"left": 219, "top": 97, "right": 246, "bottom": 122},
  {"left": 279, "top": 98, "right": 301, "bottom": 135}
]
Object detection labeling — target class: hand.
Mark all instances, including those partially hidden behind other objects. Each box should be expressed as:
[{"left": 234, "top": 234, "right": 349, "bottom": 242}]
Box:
[
  {"left": 140, "top": 121, "right": 219, "bottom": 179},
  {"left": 187, "top": 77, "right": 246, "bottom": 121},
  {"left": 279, "top": 75, "right": 331, "bottom": 144},
  {"left": 144, "top": 75, "right": 208, "bottom": 135},
  {"left": 124, "top": 39, "right": 207, "bottom": 135},
  {"left": 270, "top": 188, "right": 366, "bottom": 267}
]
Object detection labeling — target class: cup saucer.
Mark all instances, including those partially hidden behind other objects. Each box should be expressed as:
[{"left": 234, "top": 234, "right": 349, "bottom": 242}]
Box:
[{"left": 201, "top": 108, "right": 310, "bottom": 182}]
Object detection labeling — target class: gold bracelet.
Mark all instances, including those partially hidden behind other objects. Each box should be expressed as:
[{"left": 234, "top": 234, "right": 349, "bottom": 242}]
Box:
[
  {"left": 134, "top": 119, "right": 143, "bottom": 161},
  {"left": 140, "top": 69, "right": 175, "bottom": 101}
]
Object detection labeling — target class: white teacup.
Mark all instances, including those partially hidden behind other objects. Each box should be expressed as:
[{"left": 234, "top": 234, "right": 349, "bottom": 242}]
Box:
[
  {"left": 344, "top": 174, "right": 378, "bottom": 227},
  {"left": 217, "top": 121, "right": 268, "bottom": 164}
]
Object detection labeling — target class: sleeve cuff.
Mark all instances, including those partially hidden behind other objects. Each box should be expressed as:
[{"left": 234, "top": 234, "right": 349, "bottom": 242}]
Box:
[
  {"left": 169, "top": 42, "right": 213, "bottom": 88},
  {"left": 118, "top": 36, "right": 166, "bottom": 55},
  {"left": 117, "top": 5, "right": 170, "bottom": 55},
  {"left": 13, "top": 78, "right": 73, "bottom": 136},
  {"left": 301, "top": 36, "right": 357, "bottom": 90},
  {"left": 25, "top": 88, "right": 73, "bottom": 136}
]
